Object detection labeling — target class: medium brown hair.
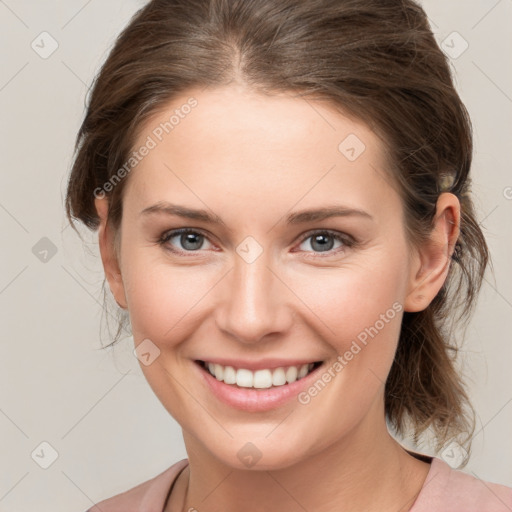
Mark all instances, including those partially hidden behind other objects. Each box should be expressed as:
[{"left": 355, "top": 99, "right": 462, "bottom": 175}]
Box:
[{"left": 65, "top": 0, "right": 489, "bottom": 459}]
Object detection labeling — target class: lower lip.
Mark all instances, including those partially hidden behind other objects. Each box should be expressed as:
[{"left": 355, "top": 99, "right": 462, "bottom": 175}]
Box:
[{"left": 194, "top": 361, "right": 324, "bottom": 412}]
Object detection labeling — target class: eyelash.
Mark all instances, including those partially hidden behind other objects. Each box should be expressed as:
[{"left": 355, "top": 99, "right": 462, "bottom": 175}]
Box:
[{"left": 156, "top": 228, "right": 356, "bottom": 258}]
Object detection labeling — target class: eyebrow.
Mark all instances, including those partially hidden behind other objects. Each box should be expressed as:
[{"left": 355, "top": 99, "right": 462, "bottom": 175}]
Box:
[{"left": 140, "top": 201, "right": 373, "bottom": 227}]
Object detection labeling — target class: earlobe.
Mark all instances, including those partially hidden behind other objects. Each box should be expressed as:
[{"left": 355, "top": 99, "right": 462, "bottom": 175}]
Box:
[
  {"left": 404, "top": 193, "right": 460, "bottom": 313},
  {"left": 94, "top": 197, "right": 128, "bottom": 310}
]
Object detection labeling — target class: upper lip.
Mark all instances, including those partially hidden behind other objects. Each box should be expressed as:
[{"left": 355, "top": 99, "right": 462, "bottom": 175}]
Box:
[{"left": 196, "top": 358, "right": 323, "bottom": 371}]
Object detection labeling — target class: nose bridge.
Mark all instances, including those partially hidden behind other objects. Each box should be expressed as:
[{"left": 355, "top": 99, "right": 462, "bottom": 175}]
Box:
[{"left": 216, "top": 243, "right": 289, "bottom": 344}]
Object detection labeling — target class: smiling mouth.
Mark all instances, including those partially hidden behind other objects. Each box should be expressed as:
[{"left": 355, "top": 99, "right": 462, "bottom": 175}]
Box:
[{"left": 195, "top": 360, "right": 323, "bottom": 389}]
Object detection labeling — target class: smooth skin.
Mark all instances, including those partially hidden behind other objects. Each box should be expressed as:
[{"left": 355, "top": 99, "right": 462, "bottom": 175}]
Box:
[{"left": 95, "top": 83, "right": 460, "bottom": 512}]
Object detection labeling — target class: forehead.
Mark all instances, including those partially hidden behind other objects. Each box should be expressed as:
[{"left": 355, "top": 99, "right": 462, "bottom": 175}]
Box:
[{"left": 123, "top": 85, "right": 397, "bottom": 220}]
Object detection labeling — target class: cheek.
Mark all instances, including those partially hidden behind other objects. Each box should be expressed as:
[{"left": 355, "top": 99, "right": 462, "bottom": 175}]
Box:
[
  {"left": 287, "top": 267, "right": 405, "bottom": 436},
  {"left": 123, "top": 258, "right": 214, "bottom": 342},
  {"left": 289, "top": 250, "right": 408, "bottom": 387},
  {"left": 293, "top": 254, "right": 406, "bottom": 338}
]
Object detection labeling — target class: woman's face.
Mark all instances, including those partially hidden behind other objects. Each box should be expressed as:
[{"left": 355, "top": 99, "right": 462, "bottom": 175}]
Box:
[{"left": 100, "top": 84, "right": 425, "bottom": 470}]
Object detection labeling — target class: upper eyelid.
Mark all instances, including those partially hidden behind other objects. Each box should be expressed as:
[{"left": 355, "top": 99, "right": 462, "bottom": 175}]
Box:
[{"left": 162, "top": 227, "right": 216, "bottom": 245}]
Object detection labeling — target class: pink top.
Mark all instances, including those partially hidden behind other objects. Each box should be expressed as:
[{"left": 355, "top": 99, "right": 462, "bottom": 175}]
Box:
[{"left": 86, "top": 456, "right": 512, "bottom": 512}]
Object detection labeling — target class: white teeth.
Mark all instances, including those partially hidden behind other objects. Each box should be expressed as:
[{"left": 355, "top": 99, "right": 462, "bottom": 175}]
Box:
[
  {"left": 272, "top": 367, "right": 287, "bottom": 386},
  {"left": 223, "top": 365, "right": 237, "bottom": 384},
  {"left": 285, "top": 366, "right": 297, "bottom": 383},
  {"left": 298, "top": 364, "right": 309, "bottom": 379},
  {"left": 236, "top": 368, "right": 253, "bottom": 387},
  {"left": 214, "top": 363, "right": 224, "bottom": 381},
  {"left": 253, "top": 369, "right": 273, "bottom": 389},
  {"left": 204, "top": 361, "right": 317, "bottom": 388}
]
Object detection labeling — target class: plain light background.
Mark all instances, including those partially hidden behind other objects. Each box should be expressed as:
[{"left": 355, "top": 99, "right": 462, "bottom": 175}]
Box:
[{"left": 0, "top": 1, "right": 511, "bottom": 510}]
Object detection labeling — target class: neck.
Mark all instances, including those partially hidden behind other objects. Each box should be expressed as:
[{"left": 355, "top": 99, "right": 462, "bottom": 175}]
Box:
[{"left": 167, "top": 408, "right": 430, "bottom": 512}]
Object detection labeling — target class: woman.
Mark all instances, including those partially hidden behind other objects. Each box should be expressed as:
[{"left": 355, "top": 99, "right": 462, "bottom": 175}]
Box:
[{"left": 65, "top": 0, "right": 512, "bottom": 510}]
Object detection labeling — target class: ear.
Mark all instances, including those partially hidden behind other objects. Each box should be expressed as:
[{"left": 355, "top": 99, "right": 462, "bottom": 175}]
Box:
[
  {"left": 95, "top": 197, "right": 128, "bottom": 309},
  {"left": 404, "top": 193, "right": 460, "bottom": 312}
]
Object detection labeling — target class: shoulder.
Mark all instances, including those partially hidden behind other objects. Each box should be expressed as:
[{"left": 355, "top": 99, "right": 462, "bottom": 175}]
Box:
[
  {"left": 411, "top": 457, "right": 512, "bottom": 512},
  {"left": 84, "top": 458, "right": 189, "bottom": 512}
]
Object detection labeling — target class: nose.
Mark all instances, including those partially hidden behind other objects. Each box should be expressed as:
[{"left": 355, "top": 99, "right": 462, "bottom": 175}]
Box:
[{"left": 215, "top": 249, "right": 293, "bottom": 345}]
